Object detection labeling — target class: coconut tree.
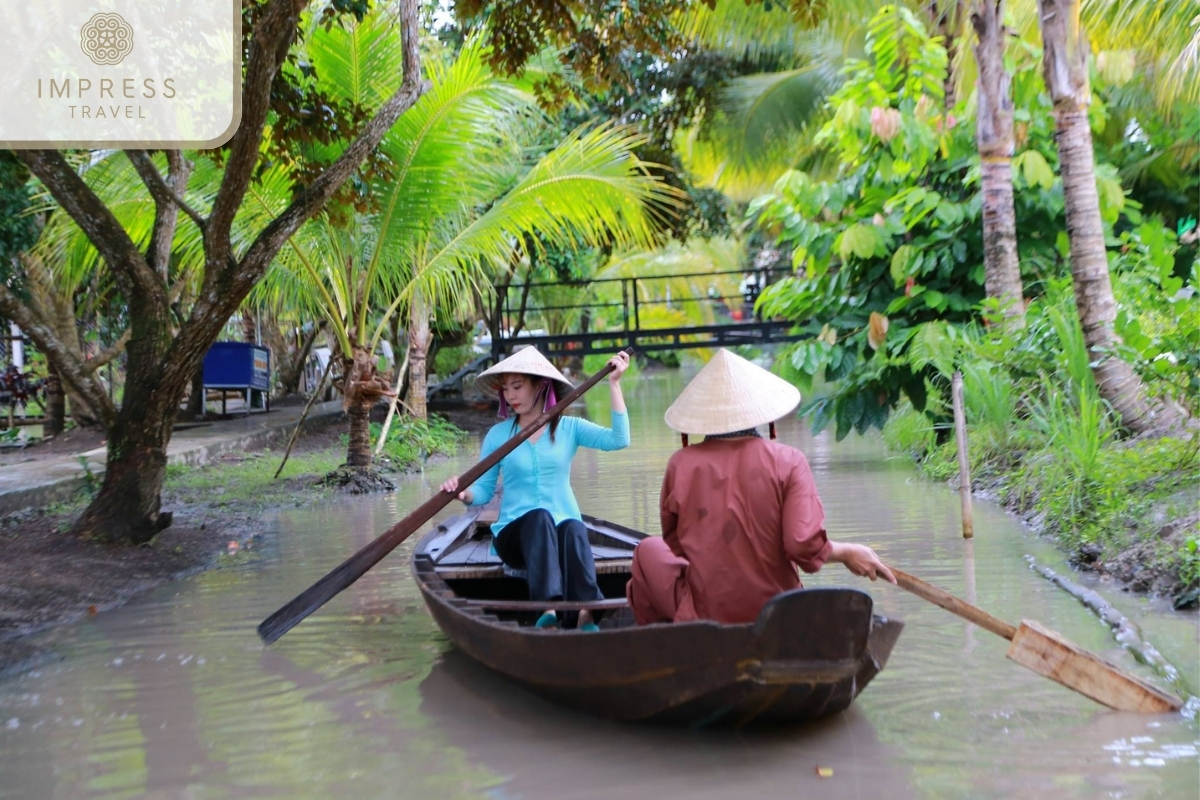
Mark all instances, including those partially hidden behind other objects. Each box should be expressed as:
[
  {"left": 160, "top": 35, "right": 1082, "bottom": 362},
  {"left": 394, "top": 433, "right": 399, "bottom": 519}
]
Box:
[
  {"left": 1034, "top": 0, "right": 1165, "bottom": 433},
  {"left": 256, "top": 39, "right": 676, "bottom": 471},
  {"left": 971, "top": 0, "right": 1026, "bottom": 328}
]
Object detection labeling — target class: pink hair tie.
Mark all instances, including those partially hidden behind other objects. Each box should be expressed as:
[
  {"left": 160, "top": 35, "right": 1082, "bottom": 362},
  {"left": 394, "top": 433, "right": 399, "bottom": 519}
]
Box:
[{"left": 542, "top": 380, "right": 557, "bottom": 413}]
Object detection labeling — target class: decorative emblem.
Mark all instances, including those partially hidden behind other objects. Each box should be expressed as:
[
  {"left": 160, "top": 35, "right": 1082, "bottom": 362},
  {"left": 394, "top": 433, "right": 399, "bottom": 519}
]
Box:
[{"left": 80, "top": 13, "right": 134, "bottom": 66}]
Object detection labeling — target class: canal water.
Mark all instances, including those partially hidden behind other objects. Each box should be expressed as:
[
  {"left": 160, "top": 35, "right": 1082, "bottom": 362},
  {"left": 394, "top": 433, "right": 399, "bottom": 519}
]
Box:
[{"left": 0, "top": 369, "right": 1196, "bottom": 799}]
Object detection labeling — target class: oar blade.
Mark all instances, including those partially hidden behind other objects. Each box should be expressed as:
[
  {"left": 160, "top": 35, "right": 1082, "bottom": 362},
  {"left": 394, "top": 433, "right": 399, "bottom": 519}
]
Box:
[
  {"left": 1006, "top": 619, "right": 1183, "bottom": 713},
  {"left": 257, "top": 568, "right": 350, "bottom": 644}
]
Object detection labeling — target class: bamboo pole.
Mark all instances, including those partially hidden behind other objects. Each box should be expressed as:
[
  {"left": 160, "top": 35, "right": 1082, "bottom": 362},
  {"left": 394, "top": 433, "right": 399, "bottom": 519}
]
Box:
[
  {"left": 951, "top": 370, "right": 974, "bottom": 538},
  {"left": 273, "top": 357, "right": 334, "bottom": 480},
  {"left": 374, "top": 349, "right": 410, "bottom": 456}
]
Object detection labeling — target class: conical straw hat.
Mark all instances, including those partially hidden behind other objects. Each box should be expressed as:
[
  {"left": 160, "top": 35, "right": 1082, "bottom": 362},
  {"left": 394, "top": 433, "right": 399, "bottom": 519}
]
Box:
[
  {"left": 664, "top": 349, "right": 800, "bottom": 435},
  {"left": 475, "top": 346, "right": 573, "bottom": 398}
]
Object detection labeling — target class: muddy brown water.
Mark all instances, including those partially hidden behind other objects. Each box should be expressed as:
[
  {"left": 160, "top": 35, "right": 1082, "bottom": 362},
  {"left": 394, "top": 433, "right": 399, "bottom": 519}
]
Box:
[{"left": 0, "top": 370, "right": 1196, "bottom": 799}]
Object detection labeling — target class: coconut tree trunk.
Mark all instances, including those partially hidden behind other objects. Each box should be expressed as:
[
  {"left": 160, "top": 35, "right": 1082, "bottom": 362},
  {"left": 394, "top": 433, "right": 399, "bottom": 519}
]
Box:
[
  {"left": 407, "top": 294, "right": 431, "bottom": 421},
  {"left": 345, "top": 398, "right": 373, "bottom": 467},
  {"left": 343, "top": 350, "right": 373, "bottom": 469},
  {"left": 42, "top": 369, "right": 65, "bottom": 436},
  {"left": 341, "top": 344, "right": 391, "bottom": 469},
  {"left": 973, "top": 0, "right": 1025, "bottom": 329},
  {"left": 1037, "top": 0, "right": 1159, "bottom": 434}
]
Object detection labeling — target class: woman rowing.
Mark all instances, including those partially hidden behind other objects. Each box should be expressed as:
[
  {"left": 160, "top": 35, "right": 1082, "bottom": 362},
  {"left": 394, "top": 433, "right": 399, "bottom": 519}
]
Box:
[{"left": 441, "top": 347, "right": 631, "bottom": 631}]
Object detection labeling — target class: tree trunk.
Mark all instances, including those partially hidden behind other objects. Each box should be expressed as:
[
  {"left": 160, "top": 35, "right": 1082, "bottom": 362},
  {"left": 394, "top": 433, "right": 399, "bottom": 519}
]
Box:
[
  {"left": 43, "top": 369, "right": 65, "bottom": 436},
  {"left": 65, "top": 384, "right": 102, "bottom": 428},
  {"left": 407, "top": 295, "right": 431, "bottom": 421},
  {"left": 17, "top": 0, "right": 427, "bottom": 544},
  {"left": 275, "top": 322, "right": 321, "bottom": 396},
  {"left": 973, "top": 0, "right": 1025, "bottom": 329},
  {"left": 241, "top": 310, "right": 257, "bottom": 343},
  {"left": 345, "top": 393, "right": 373, "bottom": 468},
  {"left": 187, "top": 364, "right": 205, "bottom": 420},
  {"left": 343, "top": 349, "right": 372, "bottom": 469},
  {"left": 1037, "top": 0, "right": 1159, "bottom": 434},
  {"left": 72, "top": 389, "right": 176, "bottom": 544},
  {"left": 340, "top": 344, "right": 394, "bottom": 468}
]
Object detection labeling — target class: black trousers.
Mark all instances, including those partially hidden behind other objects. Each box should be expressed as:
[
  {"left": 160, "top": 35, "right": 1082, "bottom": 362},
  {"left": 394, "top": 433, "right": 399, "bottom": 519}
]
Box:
[{"left": 494, "top": 509, "right": 603, "bottom": 607}]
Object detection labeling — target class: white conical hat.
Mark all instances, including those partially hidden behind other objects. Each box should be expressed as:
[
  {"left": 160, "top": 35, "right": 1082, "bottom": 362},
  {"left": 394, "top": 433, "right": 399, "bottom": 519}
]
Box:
[
  {"left": 475, "top": 346, "right": 573, "bottom": 398},
  {"left": 664, "top": 349, "right": 800, "bottom": 435}
]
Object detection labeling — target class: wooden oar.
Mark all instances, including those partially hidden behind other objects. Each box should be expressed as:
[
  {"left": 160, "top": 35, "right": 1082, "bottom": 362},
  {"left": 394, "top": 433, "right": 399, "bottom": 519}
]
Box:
[
  {"left": 257, "top": 349, "right": 632, "bottom": 645},
  {"left": 891, "top": 567, "right": 1183, "bottom": 713}
]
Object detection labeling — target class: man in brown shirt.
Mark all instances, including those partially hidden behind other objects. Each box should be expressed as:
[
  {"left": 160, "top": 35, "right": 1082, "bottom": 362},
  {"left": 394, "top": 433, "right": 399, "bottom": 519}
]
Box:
[{"left": 627, "top": 350, "right": 895, "bottom": 625}]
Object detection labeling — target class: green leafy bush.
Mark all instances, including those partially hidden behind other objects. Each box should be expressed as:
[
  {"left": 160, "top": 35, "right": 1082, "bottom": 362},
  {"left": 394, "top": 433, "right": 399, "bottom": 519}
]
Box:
[
  {"left": 342, "top": 415, "right": 467, "bottom": 470},
  {"left": 433, "top": 345, "right": 477, "bottom": 379}
]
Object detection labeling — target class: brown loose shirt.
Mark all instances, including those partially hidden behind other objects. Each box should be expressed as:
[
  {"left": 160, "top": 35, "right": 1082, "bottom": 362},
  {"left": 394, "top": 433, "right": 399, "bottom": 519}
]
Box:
[{"left": 659, "top": 436, "right": 832, "bottom": 624}]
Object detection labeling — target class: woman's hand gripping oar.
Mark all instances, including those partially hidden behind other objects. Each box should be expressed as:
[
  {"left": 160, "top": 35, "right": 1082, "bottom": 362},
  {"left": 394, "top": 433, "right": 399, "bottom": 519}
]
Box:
[
  {"left": 889, "top": 566, "right": 1183, "bottom": 713},
  {"left": 257, "top": 349, "right": 634, "bottom": 645}
]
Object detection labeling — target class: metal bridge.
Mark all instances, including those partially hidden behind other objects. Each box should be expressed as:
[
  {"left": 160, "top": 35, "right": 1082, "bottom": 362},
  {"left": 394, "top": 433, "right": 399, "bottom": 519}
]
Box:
[{"left": 487, "top": 267, "right": 804, "bottom": 360}]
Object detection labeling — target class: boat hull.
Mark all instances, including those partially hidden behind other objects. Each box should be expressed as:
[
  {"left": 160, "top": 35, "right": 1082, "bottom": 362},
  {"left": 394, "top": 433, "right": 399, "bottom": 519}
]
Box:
[{"left": 411, "top": 512, "right": 903, "bottom": 727}]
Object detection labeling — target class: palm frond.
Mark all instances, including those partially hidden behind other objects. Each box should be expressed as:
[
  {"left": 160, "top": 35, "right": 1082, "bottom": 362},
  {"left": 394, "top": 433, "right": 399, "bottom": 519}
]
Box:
[
  {"left": 1011, "top": 0, "right": 1200, "bottom": 111},
  {"left": 309, "top": 8, "right": 405, "bottom": 112},
  {"left": 361, "top": 38, "right": 535, "bottom": 305},
  {"left": 369, "top": 124, "right": 683, "bottom": 350}
]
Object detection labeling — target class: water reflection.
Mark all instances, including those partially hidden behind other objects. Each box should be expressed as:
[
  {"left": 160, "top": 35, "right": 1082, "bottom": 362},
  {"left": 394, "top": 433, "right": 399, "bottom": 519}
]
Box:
[
  {"left": 419, "top": 649, "right": 915, "bottom": 800},
  {"left": 0, "top": 368, "right": 1195, "bottom": 799}
]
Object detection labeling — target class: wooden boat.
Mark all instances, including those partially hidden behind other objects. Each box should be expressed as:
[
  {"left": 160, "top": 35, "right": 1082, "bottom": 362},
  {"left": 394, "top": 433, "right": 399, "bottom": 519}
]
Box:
[{"left": 412, "top": 507, "right": 904, "bottom": 727}]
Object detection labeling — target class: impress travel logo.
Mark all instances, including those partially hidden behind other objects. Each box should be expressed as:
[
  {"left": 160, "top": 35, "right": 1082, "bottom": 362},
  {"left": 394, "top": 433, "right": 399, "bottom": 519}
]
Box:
[
  {"left": 80, "top": 13, "right": 135, "bottom": 66},
  {"left": 1, "top": 2, "right": 241, "bottom": 148}
]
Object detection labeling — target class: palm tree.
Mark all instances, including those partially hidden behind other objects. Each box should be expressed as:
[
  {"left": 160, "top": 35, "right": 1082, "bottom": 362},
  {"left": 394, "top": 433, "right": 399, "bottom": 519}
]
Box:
[
  {"left": 258, "top": 32, "right": 676, "bottom": 470},
  {"left": 972, "top": 0, "right": 1025, "bottom": 328},
  {"left": 1034, "top": 0, "right": 1166, "bottom": 433}
]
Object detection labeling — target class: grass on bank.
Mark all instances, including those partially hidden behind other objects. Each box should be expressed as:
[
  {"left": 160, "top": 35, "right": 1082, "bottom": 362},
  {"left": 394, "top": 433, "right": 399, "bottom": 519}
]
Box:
[
  {"left": 164, "top": 414, "right": 467, "bottom": 508},
  {"left": 880, "top": 291, "right": 1199, "bottom": 598},
  {"left": 885, "top": 396, "right": 1200, "bottom": 597}
]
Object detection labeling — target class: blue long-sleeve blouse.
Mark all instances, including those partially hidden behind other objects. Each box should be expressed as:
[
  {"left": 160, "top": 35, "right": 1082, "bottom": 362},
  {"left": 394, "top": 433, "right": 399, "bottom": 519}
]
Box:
[{"left": 469, "top": 410, "right": 630, "bottom": 535}]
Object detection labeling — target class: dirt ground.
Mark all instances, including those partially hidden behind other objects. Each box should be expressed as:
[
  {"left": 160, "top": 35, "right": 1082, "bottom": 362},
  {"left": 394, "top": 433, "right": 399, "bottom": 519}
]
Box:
[
  {"left": 1082, "top": 505, "right": 1200, "bottom": 607},
  {"left": 0, "top": 508, "right": 259, "bottom": 674},
  {"left": 0, "top": 402, "right": 496, "bottom": 675}
]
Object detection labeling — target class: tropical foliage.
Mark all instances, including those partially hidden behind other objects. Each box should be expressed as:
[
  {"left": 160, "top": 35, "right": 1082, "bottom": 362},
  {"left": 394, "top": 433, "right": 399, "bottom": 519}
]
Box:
[
  {"left": 254, "top": 26, "right": 675, "bottom": 468},
  {"left": 747, "top": 4, "right": 1196, "bottom": 439}
]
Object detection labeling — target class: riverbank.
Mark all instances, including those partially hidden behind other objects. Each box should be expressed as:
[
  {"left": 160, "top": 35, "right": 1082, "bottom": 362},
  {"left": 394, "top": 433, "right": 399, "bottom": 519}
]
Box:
[
  {"left": 883, "top": 406, "right": 1200, "bottom": 609},
  {"left": 0, "top": 406, "right": 484, "bottom": 675}
]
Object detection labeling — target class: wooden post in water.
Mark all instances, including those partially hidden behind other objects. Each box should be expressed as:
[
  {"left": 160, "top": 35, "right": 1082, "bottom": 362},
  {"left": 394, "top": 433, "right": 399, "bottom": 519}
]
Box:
[{"left": 951, "top": 370, "right": 974, "bottom": 538}]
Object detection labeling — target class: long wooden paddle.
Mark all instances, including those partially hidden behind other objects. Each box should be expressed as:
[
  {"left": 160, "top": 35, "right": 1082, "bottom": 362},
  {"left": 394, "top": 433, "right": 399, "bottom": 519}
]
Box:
[
  {"left": 891, "top": 567, "right": 1183, "bottom": 713},
  {"left": 257, "top": 349, "right": 632, "bottom": 645}
]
